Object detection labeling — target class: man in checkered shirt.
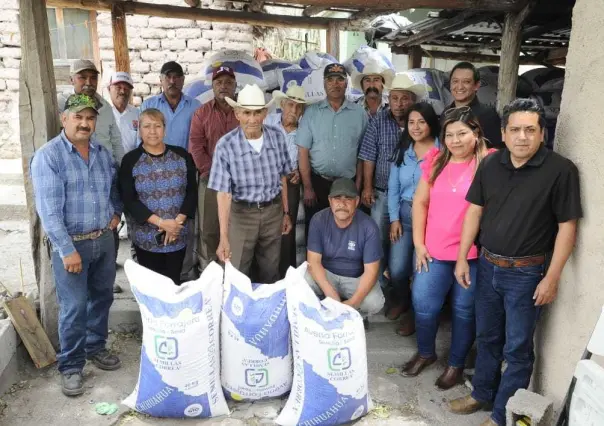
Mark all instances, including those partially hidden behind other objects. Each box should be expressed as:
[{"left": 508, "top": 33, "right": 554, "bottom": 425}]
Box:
[{"left": 209, "top": 84, "right": 293, "bottom": 282}]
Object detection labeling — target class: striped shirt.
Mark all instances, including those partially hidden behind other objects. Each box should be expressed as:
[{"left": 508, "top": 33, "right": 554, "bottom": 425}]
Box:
[
  {"left": 140, "top": 93, "right": 201, "bottom": 150},
  {"left": 188, "top": 99, "right": 239, "bottom": 178},
  {"left": 30, "top": 131, "right": 122, "bottom": 258},
  {"left": 358, "top": 108, "right": 402, "bottom": 190},
  {"left": 208, "top": 126, "right": 293, "bottom": 203},
  {"left": 119, "top": 145, "right": 197, "bottom": 253},
  {"left": 265, "top": 112, "right": 299, "bottom": 169}
]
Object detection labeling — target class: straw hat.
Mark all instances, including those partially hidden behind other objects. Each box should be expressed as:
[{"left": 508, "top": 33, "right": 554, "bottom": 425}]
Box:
[
  {"left": 271, "top": 85, "right": 307, "bottom": 108},
  {"left": 352, "top": 62, "right": 395, "bottom": 91},
  {"left": 388, "top": 74, "right": 427, "bottom": 99},
  {"left": 225, "top": 84, "right": 273, "bottom": 110}
]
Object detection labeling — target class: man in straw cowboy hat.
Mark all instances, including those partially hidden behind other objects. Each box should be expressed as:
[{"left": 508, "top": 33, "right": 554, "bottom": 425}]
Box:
[
  {"left": 358, "top": 73, "right": 426, "bottom": 334},
  {"left": 266, "top": 85, "right": 307, "bottom": 276},
  {"left": 352, "top": 60, "right": 395, "bottom": 117},
  {"left": 209, "top": 84, "right": 293, "bottom": 281},
  {"left": 297, "top": 63, "right": 368, "bottom": 241}
]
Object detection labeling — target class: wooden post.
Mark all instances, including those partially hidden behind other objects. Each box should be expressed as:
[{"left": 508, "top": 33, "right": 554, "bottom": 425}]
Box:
[
  {"left": 18, "top": 0, "right": 61, "bottom": 348},
  {"left": 408, "top": 45, "right": 423, "bottom": 70},
  {"left": 111, "top": 3, "right": 130, "bottom": 73},
  {"left": 326, "top": 22, "right": 340, "bottom": 61},
  {"left": 496, "top": 1, "right": 535, "bottom": 113}
]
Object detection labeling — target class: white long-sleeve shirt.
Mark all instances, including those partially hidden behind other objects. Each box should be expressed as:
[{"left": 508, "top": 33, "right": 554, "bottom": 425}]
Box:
[{"left": 57, "top": 88, "right": 125, "bottom": 164}]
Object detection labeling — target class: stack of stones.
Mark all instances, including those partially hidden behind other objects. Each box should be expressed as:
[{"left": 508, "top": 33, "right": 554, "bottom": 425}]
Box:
[{"left": 0, "top": 0, "right": 21, "bottom": 159}]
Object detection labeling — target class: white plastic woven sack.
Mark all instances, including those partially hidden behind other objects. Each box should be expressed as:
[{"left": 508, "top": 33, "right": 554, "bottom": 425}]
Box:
[
  {"left": 403, "top": 68, "right": 452, "bottom": 115},
  {"left": 221, "top": 262, "right": 292, "bottom": 401},
  {"left": 343, "top": 45, "right": 394, "bottom": 77},
  {"left": 123, "top": 260, "right": 229, "bottom": 419},
  {"left": 261, "top": 59, "right": 300, "bottom": 91},
  {"left": 278, "top": 67, "right": 326, "bottom": 104},
  {"left": 183, "top": 78, "right": 214, "bottom": 105},
  {"left": 201, "top": 50, "right": 267, "bottom": 90},
  {"left": 276, "top": 263, "right": 372, "bottom": 426},
  {"left": 298, "top": 51, "right": 337, "bottom": 69}
]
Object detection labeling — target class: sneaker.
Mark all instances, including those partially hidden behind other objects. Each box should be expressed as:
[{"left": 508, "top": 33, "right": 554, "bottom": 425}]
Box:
[
  {"left": 88, "top": 349, "right": 122, "bottom": 371},
  {"left": 61, "top": 371, "right": 84, "bottom": 396}
]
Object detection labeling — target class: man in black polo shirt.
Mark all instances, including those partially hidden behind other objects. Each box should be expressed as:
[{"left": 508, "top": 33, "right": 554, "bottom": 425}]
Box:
[
  {"left": 443, "top": 62, "right": 503, "bottom": 149},
  {"left": 447, "top": 98, "right": 582, "bottom": 426}
]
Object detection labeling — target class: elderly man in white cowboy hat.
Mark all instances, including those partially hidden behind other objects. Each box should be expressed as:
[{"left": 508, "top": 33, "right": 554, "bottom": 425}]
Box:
[
  {"left": 209, "top": 84, "right": 294, "bottom": 281},
  {"left": 265, "top": 85, "right": 307, "bottom": 276},
  {"left": 352, "top": 60, "right": 395, "bottom": 117},
  {"left": 358, "top": 73, "right": 426, "bottom": 328}
]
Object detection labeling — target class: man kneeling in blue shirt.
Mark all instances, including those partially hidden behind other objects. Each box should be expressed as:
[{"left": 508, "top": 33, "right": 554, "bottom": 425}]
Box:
[{"left": 305, "top": 178, "right": 385, "bottom": 318}]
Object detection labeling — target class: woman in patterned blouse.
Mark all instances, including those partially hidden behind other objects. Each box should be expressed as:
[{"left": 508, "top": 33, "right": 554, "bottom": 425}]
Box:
[{"left": 119, "top": 108, "right": 197, "bottom": 285}]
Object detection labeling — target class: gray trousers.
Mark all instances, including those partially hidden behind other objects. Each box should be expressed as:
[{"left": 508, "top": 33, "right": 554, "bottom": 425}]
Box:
[
  {"left": 229, "top": 201, "right": 283, "bottom": 283},
  {"left": 304, "top": 269, "right": 385, "bottom": 316},
  {"left": 197, "top": 179, "right": 219, "bottom": 271}
]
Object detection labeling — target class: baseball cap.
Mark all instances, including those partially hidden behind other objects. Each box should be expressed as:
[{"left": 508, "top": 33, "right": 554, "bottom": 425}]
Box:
[
  {"left": 64, "top": 94, "right": 99, "bottom": 114},
  {"left": 329, "top": 178, "right": 358, "bottom": 198},
  {"left": 324, "top": 63, "right": 347, "bottom": 79},
  {"left": 108, "top": 71, "right": 134, "bottom": 87},
  {"left": 160, "top": 61, "right": 184, "bottom": 76},
  {"left": 70, "top": 59, "right": 99, "bottom": 75},
  {"left": 212, "top": 66, "right": 235, "bottom": 81}
]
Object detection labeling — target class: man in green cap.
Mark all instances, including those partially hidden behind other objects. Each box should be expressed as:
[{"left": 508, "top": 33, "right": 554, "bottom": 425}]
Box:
[
  {"left": 305, "top": 178, "right": 385, "bottom": 320},
  {"left": 31, "top": 94, "right": 123, "bottom": 397}
]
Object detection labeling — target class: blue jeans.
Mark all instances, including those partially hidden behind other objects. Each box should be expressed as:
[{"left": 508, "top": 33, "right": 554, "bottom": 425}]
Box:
[
  {"left": 51, "top": 231, "right": 116, "bottom": 374},
  {"left": 389, "top": 200, "right": 414, "bottom": 304},
  {"left": 371, "top": 189, "right": 390, "bottom": 289},
  {"left": 471, "top": 255, "right": 543, "bottom": 426},
  {"left": 413, "top": 258, "right": 477, "bottom": 367}
]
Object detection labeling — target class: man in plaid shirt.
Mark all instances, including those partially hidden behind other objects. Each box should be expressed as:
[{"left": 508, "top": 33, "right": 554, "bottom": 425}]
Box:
[
  {"left": 31, "top": 94, "right": 122, "bottom": 397},
  {"left": 209, "top": 84, "right": 293, "bottom": 282}
]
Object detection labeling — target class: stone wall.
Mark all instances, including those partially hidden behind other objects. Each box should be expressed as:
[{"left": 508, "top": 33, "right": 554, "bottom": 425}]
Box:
[
  {"left": 0, "top": 0, "right": 254, "bottom": 158},
  {"left": 0, "top": 0, "right": 21, "bottom": 159}
]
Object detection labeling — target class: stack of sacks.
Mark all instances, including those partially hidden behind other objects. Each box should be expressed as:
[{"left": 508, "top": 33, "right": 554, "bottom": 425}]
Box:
[
  {"left": 403, "top": 68, "right": 452, "bottom": 115},
  {"left": 261, "top": 59, "right": 300, "bottom": 92},
  {"left": 344, "top": 45, "right": 395, "bottom": 102},
  {"left": 183, "top": 78, "right": 214, "bottom": 105},
  {"left": 277, "top": 51, "right": 338, "bottom": 104}
]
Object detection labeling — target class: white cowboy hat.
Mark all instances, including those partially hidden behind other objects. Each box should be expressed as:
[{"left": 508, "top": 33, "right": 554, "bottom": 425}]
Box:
[
  {"left": 272, "top": 85, "right": 307, "bottom": 108},
  {"left": 225, "top": 84, "right": 274, "bottom": 110},
  {"left": 352, "top": 61, "right": 395, "bottom": 91},
  {"left": 388, "top": 73, "right": 427, "bottom": 99}
]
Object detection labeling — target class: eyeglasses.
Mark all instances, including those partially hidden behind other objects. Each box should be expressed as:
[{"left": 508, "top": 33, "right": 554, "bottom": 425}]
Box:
[{"left": 444, "top": 105, "right": 471, "bottom": 117}]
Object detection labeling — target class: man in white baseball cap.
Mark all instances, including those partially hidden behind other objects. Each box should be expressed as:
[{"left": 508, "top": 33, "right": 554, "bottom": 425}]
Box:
[
  {"left": 352, "top": 61, "right": 395, "bottom": 117},
  {"left": 107, "top": 71, "right": 139, "bottom": 154},
  {"left": 209, "top": 84, "right": 293, "bottom": 282},
  {"left": 266, "top": 84, "right": 307, "bottom": 276}
]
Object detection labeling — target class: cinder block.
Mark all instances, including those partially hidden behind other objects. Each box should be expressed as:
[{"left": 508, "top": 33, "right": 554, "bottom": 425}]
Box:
[
  {"left": 142, "top": 73, "right": 161, "bottom": 85},
  {"left": 140, "top": 50, "right": 165, "bottom": 62},
  {"left": 139, "top": 28, "right": 167, "bottom": 39},
  {"left": 148, "top": 17, "right": 195, "bottom": 29},
  {"left": 176, "top": 28, "right": 202, "bottom": 39},
  {"left": 2, "top": 58, "right": 20, "bottom": 69},
  {"left": 133, "top": 82, "right": 150, "bottom": 96},
  {"left": 125, "top": 15, "right": 149, "bottom": 28},
  {"left": 128, "top": 38, "right": 148, "bottom": 50},
  {"left": 130, "top": 61, "right": 150, "bottom": 74},
  {"left": 201, "top": 29, "right": 227, "bottom": 40},
  {"left": 146, "top": 39, "right": 160, "bottom": 50},
  {"left": 161, "top": 38, "right": 186, "bottom": 51},
  {"left": 187, "top": 38, "right": 211, "bottom": 51},
  {"left": 0, "top": 67, "right": 19, "bottom": 80},
  {"left": 506, "top": 389, "right": 554, "bottom": 426},
  {"left": 0, "top": 47, "right": 21, "bottom": 59}
]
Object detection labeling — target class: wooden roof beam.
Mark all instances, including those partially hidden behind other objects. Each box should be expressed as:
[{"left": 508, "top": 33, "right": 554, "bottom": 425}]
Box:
[
  {"left": 46, "top": 0, "right": 334, "bottom": 29},
  {"left": 274, "top": 0, "right": 519, "bottom": 12},
  {"left": 394, "top": 11, "right": 499, "bottom": 47},
  {"left": 249, "top": 0, "right": 265, "bottom": 13},
  {"left": 391, "top": 46, "right": 554, "bottom": 66}
]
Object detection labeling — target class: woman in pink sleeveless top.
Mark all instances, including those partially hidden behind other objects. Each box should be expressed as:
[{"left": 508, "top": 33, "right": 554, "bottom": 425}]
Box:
[{"left": 401, "top": 107, "right": 495, "bottom": 390}]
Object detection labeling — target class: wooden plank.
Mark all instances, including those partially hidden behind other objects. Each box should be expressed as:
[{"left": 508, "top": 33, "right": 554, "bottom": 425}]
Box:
[
  {"left": 19, "top": 0, "right": 61, "bottom": 349},
  {"left": 394, "top": 11, "right": 499, "bottom": 47},
  {"left": 391, "top": 45, "right": 548, "bottom": 65},
  {"left": 408, "top": 45, "right": 423, "bottom": 69},
  {"left": 496, "top": 0, "right": 536, "bottom": 113},
  {"left": 3, "top": 297, "right": 57, "bottom": 368},
  {"left": 89, "top": 10, "right": 101, "bottom": 72},
  {"left": 46, "top": 0, "right": 333, "bottom": 29},
  {"left": 111, "top": 3, "right": 130, "bottom": 73},
  {"left": 326, "top": 21, "right": 340, "bottom": 61},
  {"left": 266, "top": 0, "right": 519, "bottom": 12}
]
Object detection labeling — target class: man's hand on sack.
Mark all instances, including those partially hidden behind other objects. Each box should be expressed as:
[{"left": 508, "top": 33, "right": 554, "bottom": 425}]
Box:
[{"left": 216, "top": 239, "right": 231, "bottom": 263}]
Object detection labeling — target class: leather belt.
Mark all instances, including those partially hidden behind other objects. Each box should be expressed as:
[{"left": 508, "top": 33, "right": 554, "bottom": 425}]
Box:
[
  {"left": 233, "top": 196, "right": 281, "bottom": 210},
  {"left": 71, "top": 228, "right": 108, "bottom": 242},
  {"left": 481, "top": 247, "right": 545, "bottom": 268}
]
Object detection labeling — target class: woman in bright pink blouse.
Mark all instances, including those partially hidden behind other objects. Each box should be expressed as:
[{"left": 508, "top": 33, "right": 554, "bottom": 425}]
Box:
[{"left": 401, "top": 107, "right": 495, "bottom": 390}]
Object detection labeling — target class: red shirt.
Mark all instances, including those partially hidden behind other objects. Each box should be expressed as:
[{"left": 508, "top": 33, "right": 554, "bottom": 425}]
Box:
[{"left": 188, "top": 99, "right": 239, "bottom": 177}]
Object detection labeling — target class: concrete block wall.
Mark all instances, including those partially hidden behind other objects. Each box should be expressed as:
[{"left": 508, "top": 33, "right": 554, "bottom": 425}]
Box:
[{"left": 0, "top": 0, "right": 254, "bottom": 158}]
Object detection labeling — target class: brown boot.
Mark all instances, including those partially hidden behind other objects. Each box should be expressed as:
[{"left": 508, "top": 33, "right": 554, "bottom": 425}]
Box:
[
  {"left": 401, "top": 353, "right": 437, "bottom": 377},
  {"left": 396, "top": 311, "right": 416, "bottom": 336},
  {"left": 448, "top": 394, "right": 485, "bottom": 415},
  {"left": 435, "top": 366, "right": 464, "bottom": 390},
  {"left": 479, "top": 417, "right": 497, "bottom": 426},
  {"left": 386, "top": 302, "right": 406, "bottom": 320}
]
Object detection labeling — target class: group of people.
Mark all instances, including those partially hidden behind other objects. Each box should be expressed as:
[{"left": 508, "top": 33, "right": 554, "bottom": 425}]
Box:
[{"left": 30, "top": 55, "right": 581, "bottom": 426}]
